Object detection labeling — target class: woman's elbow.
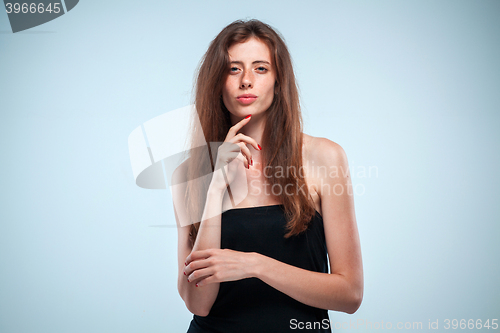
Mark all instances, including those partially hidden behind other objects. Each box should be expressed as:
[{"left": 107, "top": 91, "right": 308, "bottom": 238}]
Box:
[
  {"left": 186, "top": 303, "right": 210, "bottom": 317},
  {"left": 344, "top": 287, "right": 363, "bottom": 314},
  {"left": 178, "top": 285, "right": 211, "bottom": 317}
]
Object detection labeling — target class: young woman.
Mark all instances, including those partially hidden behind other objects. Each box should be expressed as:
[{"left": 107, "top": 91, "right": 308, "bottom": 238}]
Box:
[{"left": 173, "top": 19, "right": 363, "bottom": 333}]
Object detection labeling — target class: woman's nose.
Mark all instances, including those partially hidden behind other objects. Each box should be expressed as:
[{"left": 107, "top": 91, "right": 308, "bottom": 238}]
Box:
[{"left": 240, "top": 71, "right": 253, "bottom": 88}]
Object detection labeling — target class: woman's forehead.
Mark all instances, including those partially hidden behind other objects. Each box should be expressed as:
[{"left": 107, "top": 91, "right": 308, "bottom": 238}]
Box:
[{"left": 228, "top": 37, "right": 272, "bottom": 62}]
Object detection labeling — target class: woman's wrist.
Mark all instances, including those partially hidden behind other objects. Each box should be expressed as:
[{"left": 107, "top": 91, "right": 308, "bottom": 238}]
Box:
[{"left": 247, "top": 252, "right": 266, "bottom": 279}]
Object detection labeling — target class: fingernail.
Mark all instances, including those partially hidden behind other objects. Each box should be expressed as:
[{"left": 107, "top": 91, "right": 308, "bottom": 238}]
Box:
[
  {"left": 258, "top": 144, "right": 262, "bottom": 150},
  {"left": 196, "top": 283, "right": 199, "bottom": 287},
  {"left": 245, "top": 115, "right": 251, "bottom": 119},
  {"left": 187, "top": 278, "right": 190, "bottom": 282},
  {"left": 184, "top": 271, "right": 186, "bottom": 275},
  {"left": 251, "top": 159, "right": 253, "bottom": 166},
  {"left": 185, "top": 262, "right": 187, "bottom": 266},
  {"left": 246, "top": 164, "right": 249, "bottom": 169}
]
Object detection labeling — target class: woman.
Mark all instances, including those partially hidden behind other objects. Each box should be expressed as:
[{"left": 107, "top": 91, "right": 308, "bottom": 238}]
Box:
[{"left": 173, "top": 19, "right": 363, "bottom": 332}]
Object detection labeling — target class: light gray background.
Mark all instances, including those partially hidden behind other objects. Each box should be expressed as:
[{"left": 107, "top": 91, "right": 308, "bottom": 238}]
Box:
[{"left": 1, "top": 0, "right": 499, "bottom": 332}]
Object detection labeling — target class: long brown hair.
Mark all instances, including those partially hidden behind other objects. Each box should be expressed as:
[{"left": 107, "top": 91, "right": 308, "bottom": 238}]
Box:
[{"left": 184, "top": 19, "right": 316, "bottom": 248}]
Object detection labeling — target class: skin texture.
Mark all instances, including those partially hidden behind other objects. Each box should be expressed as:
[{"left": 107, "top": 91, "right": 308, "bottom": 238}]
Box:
[{"left": 177, "top": 37, "right": 363, "bottom": 316}]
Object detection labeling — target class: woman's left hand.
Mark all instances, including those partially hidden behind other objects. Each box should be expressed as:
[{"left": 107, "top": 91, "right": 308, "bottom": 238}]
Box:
[{"left": 184, "top": 248, "right": 261, "bottom": 287}]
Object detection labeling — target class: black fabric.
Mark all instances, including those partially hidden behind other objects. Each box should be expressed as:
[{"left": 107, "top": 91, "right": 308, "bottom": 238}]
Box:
[{"left": 186, "top": 204, "right": 332, "bottom": 333}]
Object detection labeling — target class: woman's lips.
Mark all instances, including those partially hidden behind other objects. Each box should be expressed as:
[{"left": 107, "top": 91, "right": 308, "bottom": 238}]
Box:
[{"left": 237, "top": 96, "right": 257, "bottom": 105}]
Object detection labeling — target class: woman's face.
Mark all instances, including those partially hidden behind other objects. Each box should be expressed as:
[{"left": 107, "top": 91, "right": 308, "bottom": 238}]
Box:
[{"left": 222, "top": 37, "right": 276, "bottom": 120}]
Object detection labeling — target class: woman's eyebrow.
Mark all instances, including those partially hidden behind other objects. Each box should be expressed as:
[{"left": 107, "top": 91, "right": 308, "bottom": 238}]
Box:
[{"left": 230, "top": 60, "right": 270, "bottom": 65}]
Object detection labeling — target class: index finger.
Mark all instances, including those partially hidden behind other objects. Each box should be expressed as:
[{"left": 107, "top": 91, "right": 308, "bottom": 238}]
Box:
[
  {"left": 185, "top": 249, "right": 213, "bottom": 265},
  {"left": 226, "top": 114, "right": 252, "bottom": 139}
]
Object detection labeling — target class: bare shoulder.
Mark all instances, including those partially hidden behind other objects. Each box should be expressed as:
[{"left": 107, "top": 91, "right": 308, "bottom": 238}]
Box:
[
  {"left": 303, "top": 133, "right": 348, "bottom": 167},
  {"left": 302, "top": 134, "right": 350, "bottom": 214}
]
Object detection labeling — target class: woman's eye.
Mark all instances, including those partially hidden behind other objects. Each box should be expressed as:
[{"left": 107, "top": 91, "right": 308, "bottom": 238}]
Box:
[{"left": 229, "top": 66, "right": 267, "bottom": 73}]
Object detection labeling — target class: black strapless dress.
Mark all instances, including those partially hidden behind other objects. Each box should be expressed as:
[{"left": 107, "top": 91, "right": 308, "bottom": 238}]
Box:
[{"left": 187, "top": 204, "right": 331, "bottom": 333}]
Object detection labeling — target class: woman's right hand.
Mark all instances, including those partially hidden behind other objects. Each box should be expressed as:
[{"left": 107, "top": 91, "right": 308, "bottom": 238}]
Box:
[{"left": 210, "top": 115, "right": 261, "bottom": 192}]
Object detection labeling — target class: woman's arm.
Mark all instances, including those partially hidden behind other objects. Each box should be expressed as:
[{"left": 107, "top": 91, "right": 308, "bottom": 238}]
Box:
[
  {"left": 187, "top": 249, "right": 360, "bottom": 313},
  {"left": 252, "top": 254, "right": 362, "bottom": 313},
  {"left": 174, "top": 163, "right": 226, "bottom": 317},
  {"left": 177, "top": 116, "right": 260, "bottom": 316},
  {"left": 252, "top": 138, "right": 363, "bottom": 313}
]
